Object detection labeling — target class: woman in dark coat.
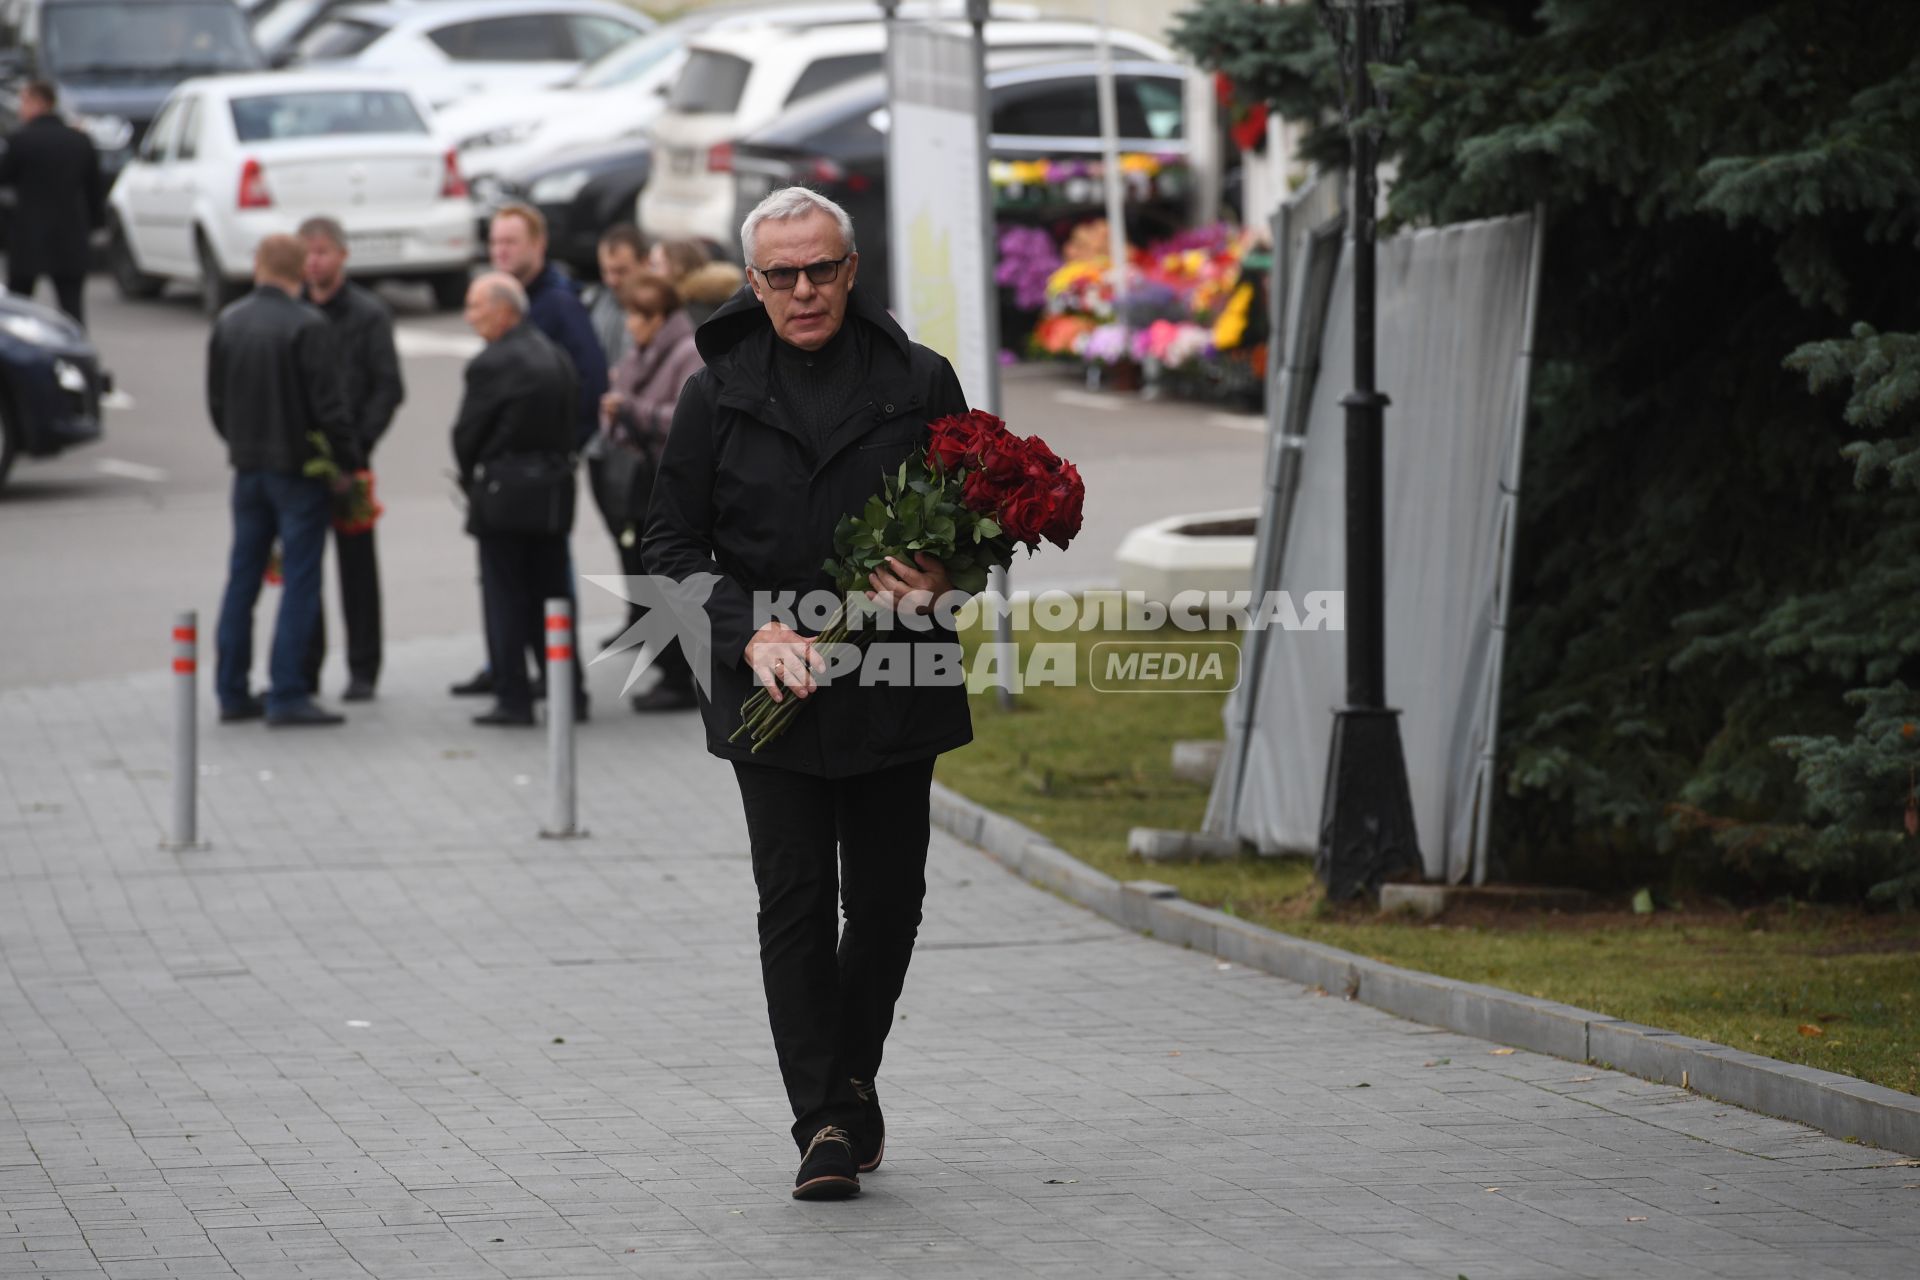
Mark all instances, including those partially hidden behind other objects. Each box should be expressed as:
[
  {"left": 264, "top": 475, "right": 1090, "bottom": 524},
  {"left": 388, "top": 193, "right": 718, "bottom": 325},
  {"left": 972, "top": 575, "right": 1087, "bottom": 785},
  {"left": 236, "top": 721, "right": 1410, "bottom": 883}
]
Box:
[{"left": 599, "top": 272, "right": 704, "bottom": 708}]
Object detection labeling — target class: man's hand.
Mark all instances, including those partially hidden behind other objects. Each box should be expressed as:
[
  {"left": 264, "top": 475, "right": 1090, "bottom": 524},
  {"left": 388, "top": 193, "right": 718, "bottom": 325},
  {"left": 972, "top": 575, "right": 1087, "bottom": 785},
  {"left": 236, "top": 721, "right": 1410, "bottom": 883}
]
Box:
[
  {"left": 867, "top": 552, "right": 952, "bottom": 616},
  {"left": 600, "top": 391, "right": 627, "bottom": 420},
  {"left": 743, "top": 620, "right": 827, "bottom": 704}
]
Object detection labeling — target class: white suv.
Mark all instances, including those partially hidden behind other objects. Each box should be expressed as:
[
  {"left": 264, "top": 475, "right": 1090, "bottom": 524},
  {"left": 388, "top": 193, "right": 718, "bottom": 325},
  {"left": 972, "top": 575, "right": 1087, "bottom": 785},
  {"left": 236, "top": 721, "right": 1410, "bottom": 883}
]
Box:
[{"left": 640, "top": 17, "right": 1178, "bottom": 246}]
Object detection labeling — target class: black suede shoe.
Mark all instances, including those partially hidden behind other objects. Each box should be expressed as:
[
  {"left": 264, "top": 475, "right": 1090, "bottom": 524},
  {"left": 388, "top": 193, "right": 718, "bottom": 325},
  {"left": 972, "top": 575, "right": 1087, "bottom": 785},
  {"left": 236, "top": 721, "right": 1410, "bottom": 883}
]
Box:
[
  {"left": 472, "top": 705, "right": 536, "bottom": 727},
  {"left": 219, "top": 698, "right": 265, "bottom": 723},
  {"left": 630, "top": 682, "right": 698, "bottom": 713},
  {"left": 342, "top": 678, "right": 376, "bottom": 702},
  {"left": 850, "top": 1078, "right": 884, "bottom": 1173},
  {"left": 792, "top": 1125, "right": 860, "bottom": 1201},
  {"left": 450, "top": 668, "right": 493, "bottom": 697}
]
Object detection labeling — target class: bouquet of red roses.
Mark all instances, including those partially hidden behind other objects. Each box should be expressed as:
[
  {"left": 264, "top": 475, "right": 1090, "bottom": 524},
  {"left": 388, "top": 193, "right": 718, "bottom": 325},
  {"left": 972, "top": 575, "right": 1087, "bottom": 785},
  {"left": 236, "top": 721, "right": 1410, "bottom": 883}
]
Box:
[{"left": 732, "top": 410, "right": 1085, "bottom": 751}]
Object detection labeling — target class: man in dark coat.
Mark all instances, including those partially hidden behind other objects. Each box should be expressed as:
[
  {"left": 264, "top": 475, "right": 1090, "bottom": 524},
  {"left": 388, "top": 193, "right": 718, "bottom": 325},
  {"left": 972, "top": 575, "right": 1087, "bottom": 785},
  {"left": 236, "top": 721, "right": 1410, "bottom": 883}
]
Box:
[
  {"left": 454, "top": 271, "right": 585, "bottom": 726},
  {"left": 0, "top": 80, "right": 104, "bottom": 325},
  {"left": 208, "top": 235, "right": 359, "bottom": 727},
  {"left": 643, "top": 187, "right": 971, "bottom": 1201},
  {"left": 449, "top": 203, "right": 606, "bottom": 699},
  {"left": 298, "top": 215, "right": 405, "bottom": 702}
]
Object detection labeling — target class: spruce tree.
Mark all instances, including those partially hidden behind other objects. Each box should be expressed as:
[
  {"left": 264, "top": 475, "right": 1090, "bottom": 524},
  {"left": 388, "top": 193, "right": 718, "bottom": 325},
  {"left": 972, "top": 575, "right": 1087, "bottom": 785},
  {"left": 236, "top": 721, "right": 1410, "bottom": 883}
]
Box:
[{"left": 1171, "top": 0, "right": 1920, "bottom": 899}]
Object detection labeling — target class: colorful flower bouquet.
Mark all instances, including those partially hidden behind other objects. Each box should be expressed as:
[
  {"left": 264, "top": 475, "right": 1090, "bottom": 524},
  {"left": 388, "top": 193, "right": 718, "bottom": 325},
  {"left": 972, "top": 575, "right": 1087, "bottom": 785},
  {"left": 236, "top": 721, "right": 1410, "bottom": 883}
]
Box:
[{"left": 731, "top": 411, "right": 1085, "bottom": 752}]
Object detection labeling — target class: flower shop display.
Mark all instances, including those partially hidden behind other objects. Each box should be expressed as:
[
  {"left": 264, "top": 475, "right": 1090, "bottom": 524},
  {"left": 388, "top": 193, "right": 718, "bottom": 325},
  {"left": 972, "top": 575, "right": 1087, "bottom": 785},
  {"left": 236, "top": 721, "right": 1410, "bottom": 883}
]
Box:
[
  {"left": 1017, "top": 219, "right": 1269, "bottom": 406},
  {"left": 989, "top": 153, "right": 1189, "bottom": 211}
]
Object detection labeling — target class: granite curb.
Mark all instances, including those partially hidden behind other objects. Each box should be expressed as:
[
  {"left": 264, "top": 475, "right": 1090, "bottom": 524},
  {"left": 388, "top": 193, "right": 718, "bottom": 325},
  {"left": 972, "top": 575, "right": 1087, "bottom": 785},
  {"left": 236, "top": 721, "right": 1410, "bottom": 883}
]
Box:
[{"left": 929, "top": 780, "right": 1920, "bottom": 1156}]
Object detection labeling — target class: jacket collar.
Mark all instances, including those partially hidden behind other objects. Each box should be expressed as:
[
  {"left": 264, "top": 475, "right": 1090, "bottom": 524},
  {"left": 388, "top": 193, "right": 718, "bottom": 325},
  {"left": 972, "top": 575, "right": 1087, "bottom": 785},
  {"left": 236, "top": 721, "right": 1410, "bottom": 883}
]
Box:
[{"left": 694, "top": 279, "right": 910, "bottom": 368}]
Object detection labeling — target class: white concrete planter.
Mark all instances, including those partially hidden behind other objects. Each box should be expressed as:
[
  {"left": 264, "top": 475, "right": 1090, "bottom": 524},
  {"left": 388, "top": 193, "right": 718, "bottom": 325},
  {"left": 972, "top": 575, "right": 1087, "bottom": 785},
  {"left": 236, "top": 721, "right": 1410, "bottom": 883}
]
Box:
[{"left": 1114, "top": 508, "right": 1260, "bottom": 606}]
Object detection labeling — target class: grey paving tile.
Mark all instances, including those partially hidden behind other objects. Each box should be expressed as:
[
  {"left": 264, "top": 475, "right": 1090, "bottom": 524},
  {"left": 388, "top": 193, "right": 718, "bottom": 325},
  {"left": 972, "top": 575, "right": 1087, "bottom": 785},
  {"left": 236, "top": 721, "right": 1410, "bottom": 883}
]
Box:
[{"left": 1, "top": 635, "right": 1914, "bottom": 1278}]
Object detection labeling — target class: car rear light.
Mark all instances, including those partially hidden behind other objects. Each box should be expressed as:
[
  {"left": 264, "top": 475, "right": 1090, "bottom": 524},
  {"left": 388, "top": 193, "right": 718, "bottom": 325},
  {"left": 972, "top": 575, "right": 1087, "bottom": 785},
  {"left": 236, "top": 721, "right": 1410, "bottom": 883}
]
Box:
[
  {"left": 237, "top": 157, "right": 272, "bottom": 209},
  {"left": 706, "top": 141, "right": 733, "bottom": 173},
  {"left": 441, "top": 149, "right": 469, "bottom": 199},
  {"left": 802, "top": 156, "right": 868, "bottom": 194}
]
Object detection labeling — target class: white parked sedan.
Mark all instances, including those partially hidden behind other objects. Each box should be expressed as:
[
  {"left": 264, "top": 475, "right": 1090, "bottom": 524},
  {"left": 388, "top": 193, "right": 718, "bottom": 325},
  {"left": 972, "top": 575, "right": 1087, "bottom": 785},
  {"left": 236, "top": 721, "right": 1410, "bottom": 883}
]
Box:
[
  {"left": 107, "top": 73, "right": 477, "bottom": 314},
  {"left": 291, "top": 0, "right": 656, "bottom": 110}
]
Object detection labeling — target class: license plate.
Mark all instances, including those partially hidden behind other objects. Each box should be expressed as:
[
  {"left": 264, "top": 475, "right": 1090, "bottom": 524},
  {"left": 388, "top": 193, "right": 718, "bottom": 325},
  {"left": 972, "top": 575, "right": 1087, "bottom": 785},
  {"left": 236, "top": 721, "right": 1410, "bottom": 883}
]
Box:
[
  {"left": 350, "top": 233, "right": 403, "bottom": 259},
  {"left": 670, "top": 147, "right": 696, "bottom": 176}
]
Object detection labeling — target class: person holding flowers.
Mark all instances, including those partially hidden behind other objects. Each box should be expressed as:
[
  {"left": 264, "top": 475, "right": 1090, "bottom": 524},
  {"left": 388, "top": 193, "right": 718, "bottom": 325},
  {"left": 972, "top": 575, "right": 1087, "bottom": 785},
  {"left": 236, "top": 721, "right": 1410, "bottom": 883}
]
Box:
[{"left": 642, "top": 187, "right": 974, "bottom": 1201}]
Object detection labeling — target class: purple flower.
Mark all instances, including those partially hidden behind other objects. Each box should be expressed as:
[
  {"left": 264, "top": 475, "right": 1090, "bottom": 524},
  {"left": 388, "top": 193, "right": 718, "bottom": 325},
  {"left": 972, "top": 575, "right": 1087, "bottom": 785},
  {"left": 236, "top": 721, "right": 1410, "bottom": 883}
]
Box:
[{"left": 995, "top": 223, "right": 1061, "bottom": 310}]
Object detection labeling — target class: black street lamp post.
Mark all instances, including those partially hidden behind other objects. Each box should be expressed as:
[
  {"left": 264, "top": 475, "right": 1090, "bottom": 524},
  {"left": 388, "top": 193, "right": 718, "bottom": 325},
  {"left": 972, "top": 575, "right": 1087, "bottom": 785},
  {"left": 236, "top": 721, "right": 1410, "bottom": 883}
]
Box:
[{"left": 1313, "top": 0, "right": 1422, "bottom": 900}]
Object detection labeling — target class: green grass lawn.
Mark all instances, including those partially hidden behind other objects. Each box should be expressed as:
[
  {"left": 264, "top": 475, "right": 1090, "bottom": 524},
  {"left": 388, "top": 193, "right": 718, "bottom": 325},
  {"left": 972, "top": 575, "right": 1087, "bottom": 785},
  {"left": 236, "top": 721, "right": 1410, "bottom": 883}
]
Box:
[{"left": 935, "top": 616, "right": 1920, "bottom": 1095}]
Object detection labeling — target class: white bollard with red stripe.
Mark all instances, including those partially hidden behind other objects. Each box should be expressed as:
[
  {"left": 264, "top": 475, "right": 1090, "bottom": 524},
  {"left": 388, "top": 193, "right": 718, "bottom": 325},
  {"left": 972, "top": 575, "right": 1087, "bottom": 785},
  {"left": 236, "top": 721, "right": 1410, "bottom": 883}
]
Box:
[
  {"left": 541, "top": 597, "right": 584, "bottom": 839},
  {"left": 165, "top": 610, "right": 201, "bottom": 850}
]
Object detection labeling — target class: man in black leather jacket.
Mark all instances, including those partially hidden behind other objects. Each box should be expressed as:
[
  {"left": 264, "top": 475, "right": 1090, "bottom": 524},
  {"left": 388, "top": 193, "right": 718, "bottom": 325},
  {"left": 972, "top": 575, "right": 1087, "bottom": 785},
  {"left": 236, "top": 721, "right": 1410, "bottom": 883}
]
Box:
[
  {"left": 208, "top": 235, "right": 359, "bottom": 728},
  {"left": 455, "top": 271, "right": 585, "bottom": 726},
  {"left": 297, "top": 215, "right": 406, "bottom": 703}
]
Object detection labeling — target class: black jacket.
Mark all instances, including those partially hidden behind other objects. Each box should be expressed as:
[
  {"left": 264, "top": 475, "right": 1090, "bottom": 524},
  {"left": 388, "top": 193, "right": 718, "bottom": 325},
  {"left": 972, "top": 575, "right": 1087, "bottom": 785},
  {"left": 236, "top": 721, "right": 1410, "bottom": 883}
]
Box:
[
  {"left": 207, "top": 286, "right": 358, "bottom": 475},
  {"left": 642, "top": 283, "right": 973, "bottom": 778},
  {"left": 0, "top": 115, "right": 104, "bottom": 277},
  {"left": 525, "top": 264, "right": 608, "bottom": 445},
  {"left": 306, "top": 282, "right": 404, "bottom": 459},
  {"left": 452, "top": 319, "right": 577, "bottom": 483}
]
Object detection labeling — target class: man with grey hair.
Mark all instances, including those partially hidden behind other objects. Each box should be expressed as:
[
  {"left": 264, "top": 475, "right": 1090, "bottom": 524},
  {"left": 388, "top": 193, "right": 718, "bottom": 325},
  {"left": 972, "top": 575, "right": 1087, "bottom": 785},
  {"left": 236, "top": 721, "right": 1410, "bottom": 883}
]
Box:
[
  {"left": 297, "top": 214, "right": 405, "bottom": 702},
  {"left": 645, "top": 187, "right": 972, "bottom": 1199},
  {"left": 454, "top": 271, "right": 585, "bottom": 726}
]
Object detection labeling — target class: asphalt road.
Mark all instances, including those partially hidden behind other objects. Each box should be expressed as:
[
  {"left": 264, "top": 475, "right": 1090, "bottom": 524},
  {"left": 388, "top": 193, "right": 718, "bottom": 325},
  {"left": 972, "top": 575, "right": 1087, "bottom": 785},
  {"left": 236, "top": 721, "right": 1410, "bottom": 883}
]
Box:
[{"left": 0, "top": 273, "right": 1267, "bottom": 691}]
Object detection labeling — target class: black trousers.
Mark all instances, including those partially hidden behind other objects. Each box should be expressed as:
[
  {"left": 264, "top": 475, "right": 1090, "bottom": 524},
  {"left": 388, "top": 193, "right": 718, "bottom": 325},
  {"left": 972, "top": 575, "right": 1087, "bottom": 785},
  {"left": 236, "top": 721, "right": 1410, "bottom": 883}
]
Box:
[
  {"left": 305, "top": 524, "right": 382, "bottom": 691},
  {"left": 8, "top": 265, "right": 83, "bottom": 327},
  {"left": 477, "top": 532, "right": 583, "bottom": 712},
  {"left": 731, "top": 754, "right": 937, "bottom": 1151}
]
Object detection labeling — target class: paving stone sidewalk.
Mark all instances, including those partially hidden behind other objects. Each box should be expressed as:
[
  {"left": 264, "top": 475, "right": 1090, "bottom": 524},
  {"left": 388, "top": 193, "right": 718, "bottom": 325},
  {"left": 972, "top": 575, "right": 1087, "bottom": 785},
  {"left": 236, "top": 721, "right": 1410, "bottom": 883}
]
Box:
[{"left": 2, "top": 635, "right": 1917, "bottom": 1280}]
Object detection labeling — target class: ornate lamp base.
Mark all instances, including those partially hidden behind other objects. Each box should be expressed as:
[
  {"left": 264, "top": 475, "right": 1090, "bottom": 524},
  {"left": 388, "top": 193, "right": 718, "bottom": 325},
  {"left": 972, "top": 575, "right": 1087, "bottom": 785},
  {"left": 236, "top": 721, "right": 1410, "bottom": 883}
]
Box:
[{"left": 1317, "top": 707, "right": 1423, "bottom": 900}]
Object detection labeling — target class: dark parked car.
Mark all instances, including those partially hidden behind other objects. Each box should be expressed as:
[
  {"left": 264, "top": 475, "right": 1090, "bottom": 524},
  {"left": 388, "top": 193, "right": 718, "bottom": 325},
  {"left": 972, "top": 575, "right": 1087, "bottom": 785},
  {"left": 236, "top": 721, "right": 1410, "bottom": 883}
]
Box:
[
  {"left": 730, "top": 57, "right": 1202, "bottom": 312},
  {"left": 0, "top": 286, "right": 109, "bottom": 489},
  {"left": 0, "top": 0, "right": 265, "bottom": 194},
  {"left": 480, "top": 134, "right": 650, "bottom": 276}
]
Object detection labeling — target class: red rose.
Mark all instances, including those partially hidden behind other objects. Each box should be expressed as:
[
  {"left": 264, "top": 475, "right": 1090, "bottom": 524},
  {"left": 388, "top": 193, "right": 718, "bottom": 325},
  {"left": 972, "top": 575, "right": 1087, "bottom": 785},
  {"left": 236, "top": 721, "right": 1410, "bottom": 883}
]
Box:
[
  {"left": 1040, "top": 461, "right": 1085, "bottom": 549},
  {"left": 926, "top": 416, "right": 974, "bottom": 472},
  {"left": 927, "top": 410, "right": 1014, "bottom": 473},
  {"left": 979, "top": 434, "right": 1027, "bottom": 484},
  {"left": 1000, "top": 490, "right": 1048, "bottom": 545},
  {"left": 1021, "top": 435, "right": 1064, "bottom": 481},
  {"left": 961, "top": 468, "right": 1007, "bottom": 515}
]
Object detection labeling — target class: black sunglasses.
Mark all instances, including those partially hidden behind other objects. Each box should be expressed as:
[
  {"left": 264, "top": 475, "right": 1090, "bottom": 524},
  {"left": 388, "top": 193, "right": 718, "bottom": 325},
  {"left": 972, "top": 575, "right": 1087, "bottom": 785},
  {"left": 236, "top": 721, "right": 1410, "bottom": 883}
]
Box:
[{"left": 754, "top": 255, "right": 849, "bottom": 291}]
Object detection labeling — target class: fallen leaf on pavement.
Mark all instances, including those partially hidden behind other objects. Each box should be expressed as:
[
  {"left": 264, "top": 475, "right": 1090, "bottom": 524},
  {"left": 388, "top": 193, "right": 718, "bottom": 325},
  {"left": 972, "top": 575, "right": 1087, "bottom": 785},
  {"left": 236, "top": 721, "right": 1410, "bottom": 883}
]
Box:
[
  {"left": 1043, "top": 1178, "right": 1078, "bottom": 1185},
  {"left": 1484, "top": 1187, "right": 1500, "bottom": 1193},
  {"left": 1353, "top": 1082, "right": 1370, "bottom": 1088},
  {"left": 1626, "top": 1216, "right": 1647, "bottom": 1223},
  {"left": 1490, "top": 1047, "right": 1516, "bottom": 1056},
  {"left": 1423, "top": 1058, "right": 1451, "bottom": 1068},
  {"left": 1569, "top": 1076, "right": 1595, "bottom": 1083},
  {"left": 1797, "top": 1024, "right": 1824, "bottom": 1037}
]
